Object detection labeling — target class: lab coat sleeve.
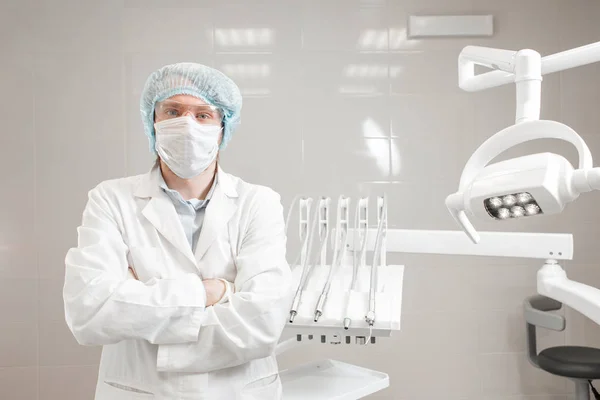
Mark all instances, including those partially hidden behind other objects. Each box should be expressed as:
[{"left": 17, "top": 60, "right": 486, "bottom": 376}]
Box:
[
  {"left": 156, "top": 188, "right": 293, "bottom": 373},
  {"left": 63, "top": 183, "right": 207, "bottom": 346}
]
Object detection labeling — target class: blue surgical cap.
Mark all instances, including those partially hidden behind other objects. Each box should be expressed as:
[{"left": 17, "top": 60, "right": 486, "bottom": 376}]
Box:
[{"left": 140, "top": 62, "right": 242, "bottom": 152}]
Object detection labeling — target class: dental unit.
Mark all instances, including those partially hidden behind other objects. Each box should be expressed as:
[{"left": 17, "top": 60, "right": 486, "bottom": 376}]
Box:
[{"left": 278, "top": 38, "right": 600, "bottom": 400}]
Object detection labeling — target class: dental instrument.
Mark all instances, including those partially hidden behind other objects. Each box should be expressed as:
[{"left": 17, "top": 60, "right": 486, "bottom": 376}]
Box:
[
  {"left": 289, "top": 198, "right": 319, "bottom": 323},
  {"left": 280, "top": 224, "right": 572, "bottom": 400},
  {"left": 344, "top": 197, "right": 369, "bottom": 330},
  {"left": 298, "top": 197, "right": 314, "bottom": 267},
  {"left": 314, "top": 196, "right": 350, "bottom": 322},
  {"left": 282, "top": 195, "right": 402, "bottom": 343},
  {"left": 284, "top": 195, "right": 302, "bottom": 233},
  {"left": 317, "top": 197, "right": 331, "bottom": 268},
  {"left": 364, "top": 196, "right": 387, "bottom": 342},
  {"left": 289, "top": 197, "right": 331, "bottom": 323},
  {"left": 285, "top": 196, "right": 312, "bottom": 269}
]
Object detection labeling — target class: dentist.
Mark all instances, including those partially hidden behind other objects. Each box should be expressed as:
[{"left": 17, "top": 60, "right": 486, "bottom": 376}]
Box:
[{"left": 63, "top": 62, "right": 292, "bottom": 400}]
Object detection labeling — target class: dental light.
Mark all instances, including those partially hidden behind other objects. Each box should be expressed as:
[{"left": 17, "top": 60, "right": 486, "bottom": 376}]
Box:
[
  {"left": 446, "top": 42, "right": 600, "bottom": 244},
  {"left": 445, "top": 41, "right": 600, "bottom": 327},
  {"left": 446, "top": 120, "right": 600, "bottom": 244}
]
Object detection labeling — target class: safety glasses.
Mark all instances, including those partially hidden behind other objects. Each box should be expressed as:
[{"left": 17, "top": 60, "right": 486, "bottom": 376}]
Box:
[{"left": 155, "top": 100, "right": 223, "bottom": 125}]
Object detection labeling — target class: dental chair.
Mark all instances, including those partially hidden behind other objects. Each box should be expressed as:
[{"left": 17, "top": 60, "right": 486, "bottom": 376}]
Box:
[{"left": 524, "top": 295, "right": 600, "bottom": 400}]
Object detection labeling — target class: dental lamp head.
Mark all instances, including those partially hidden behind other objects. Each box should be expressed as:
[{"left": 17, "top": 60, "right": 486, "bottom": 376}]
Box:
[{"left": 446, "top": 120, "right": 600, "bottom": 244}]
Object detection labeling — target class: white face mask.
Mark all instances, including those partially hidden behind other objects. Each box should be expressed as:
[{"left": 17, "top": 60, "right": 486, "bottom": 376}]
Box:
[{"left": 154, "top": 116, "right": 222, "bottom": 179}]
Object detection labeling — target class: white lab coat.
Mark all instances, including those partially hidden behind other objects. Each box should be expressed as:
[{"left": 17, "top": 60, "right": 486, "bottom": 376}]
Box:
[{"left": 63, "top": 166, "right": 293, "bottom": 400}]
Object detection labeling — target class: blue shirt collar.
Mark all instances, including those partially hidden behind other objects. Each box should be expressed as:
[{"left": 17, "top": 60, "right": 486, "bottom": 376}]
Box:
[{"left": 158, "top": 170, "right": 217, "bottom": 211}]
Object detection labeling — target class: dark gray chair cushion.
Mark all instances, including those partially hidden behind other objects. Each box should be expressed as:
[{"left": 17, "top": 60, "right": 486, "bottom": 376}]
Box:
[{"left": 538, "top": 346, "right": 600, "bottom": 379}]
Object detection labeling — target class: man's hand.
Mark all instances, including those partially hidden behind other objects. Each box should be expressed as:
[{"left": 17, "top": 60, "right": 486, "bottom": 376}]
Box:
[
  {"left": 129, "top": 268, "right": 228, "bottom": 307},
  {"left": 203, "top": 279, "right": 227, "bottom": 306}
]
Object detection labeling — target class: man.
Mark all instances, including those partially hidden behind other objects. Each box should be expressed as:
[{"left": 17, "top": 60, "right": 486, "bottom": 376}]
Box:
[{"left": 63, "top": 62, "right": 292, "bottom": 399}]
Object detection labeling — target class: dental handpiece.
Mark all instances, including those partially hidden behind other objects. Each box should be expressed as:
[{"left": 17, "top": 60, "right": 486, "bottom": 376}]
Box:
[
  {"left": 315, "top": 198, "right": 349, "bottom": 322},
  {"left": 314, "top": 250, "right": 335, "bottom": 322},
  {"left": 289, "top": 205, "right": 320, "bottom": 323},
  {"left": 290, "top": 198, "right": 331, "bottom": 323},
  {"left": 310, "top": 228, "right": 332, "bottom": 322},
  {"left": 344, "top": 199, "right": 368, "bottom": 330},
  {"left": 365, "top": 197, "right": 387, "bottom": 328}
]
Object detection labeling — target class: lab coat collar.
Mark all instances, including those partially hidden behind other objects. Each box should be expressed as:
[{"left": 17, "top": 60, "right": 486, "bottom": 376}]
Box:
[
  {"left": 133, "top": 164, "right": 239, "bottom": 266},
  {"left": 133, "top": 164, "right": 163, "bottom": 199},
  {"left": 214, "top": 164, "right": 238, "bottom": 199},
  {"left": 134, "top": 166, "right": 196, "bottom": 266},
  {"left": 133, "top": 163, "right": 238, "bottom": 199},
  {"left": 134, "top": 164, "right": 238, "bottom": 198},
  {"left": 194, "top": 166, "right": 238, "bottom": 261}
]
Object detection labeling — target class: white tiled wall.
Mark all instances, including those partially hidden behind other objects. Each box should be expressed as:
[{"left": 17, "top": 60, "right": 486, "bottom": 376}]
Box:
[{"left": 1, "top": 0, "right": 600, "bottom": 399}]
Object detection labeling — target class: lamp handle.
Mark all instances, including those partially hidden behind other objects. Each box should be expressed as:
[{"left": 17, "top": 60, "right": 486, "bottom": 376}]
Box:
[{"left": 458, "top": 120, "right": 593, "bottom": 192}]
